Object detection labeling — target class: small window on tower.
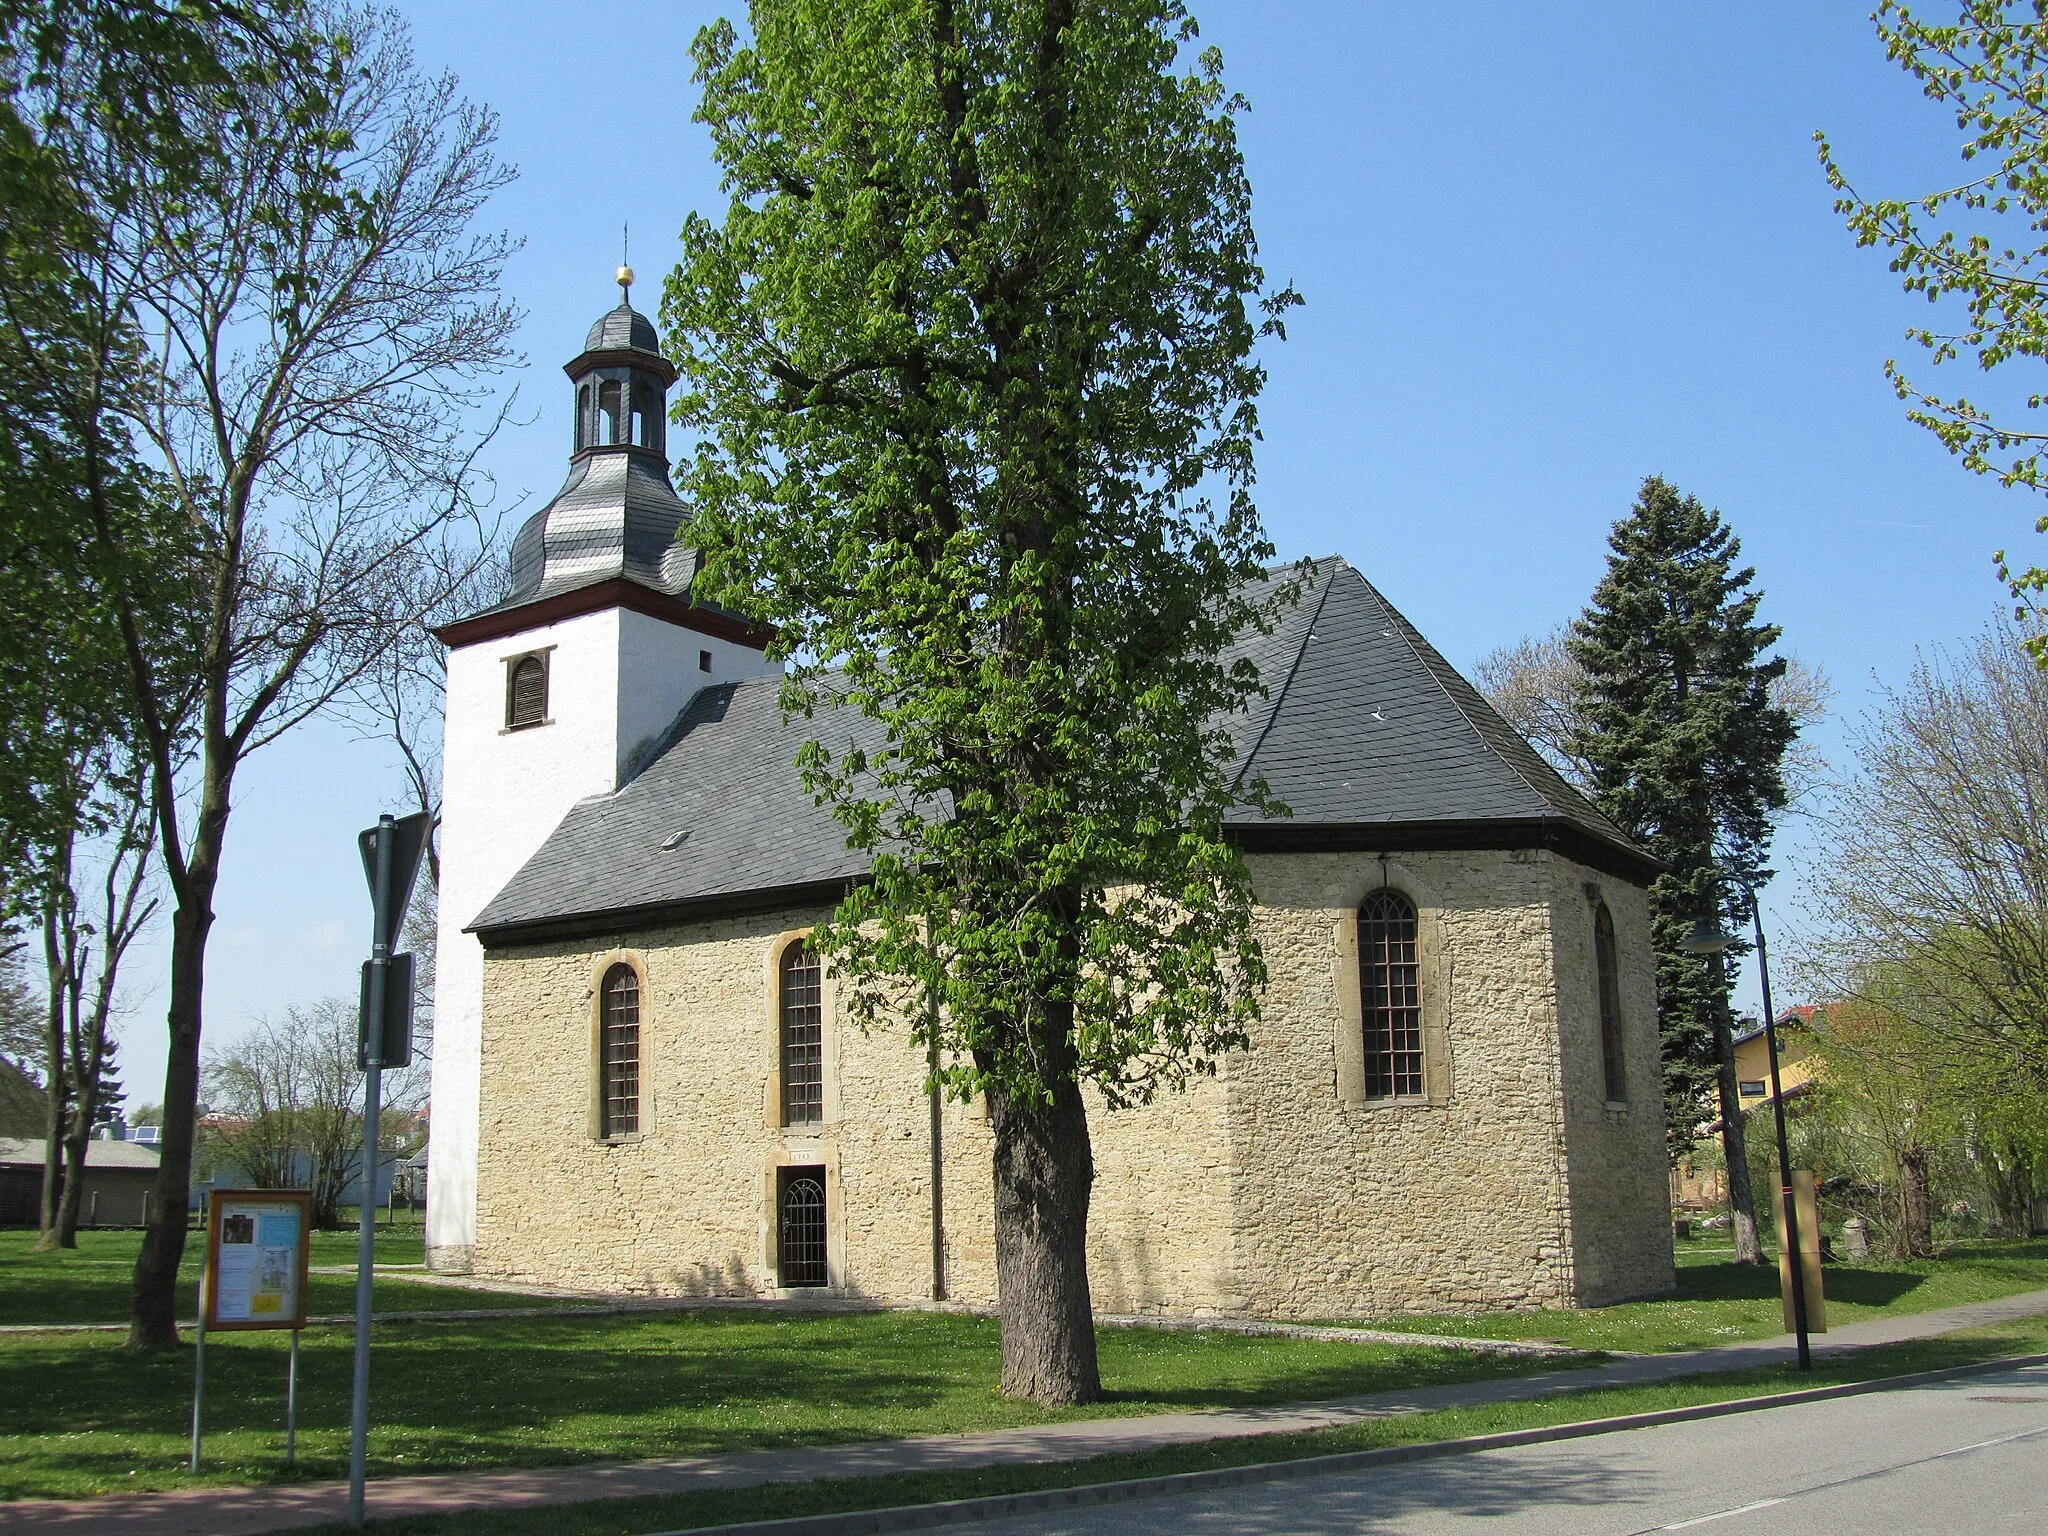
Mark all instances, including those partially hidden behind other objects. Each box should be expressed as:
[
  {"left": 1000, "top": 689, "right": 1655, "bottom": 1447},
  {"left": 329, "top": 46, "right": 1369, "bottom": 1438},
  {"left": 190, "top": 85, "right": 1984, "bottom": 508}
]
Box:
[
  {"left": 506, "top": 652, "right": 549, "bottom": 729},
  {"left": 598, "top": 379, "right": 623, "bottom": 444},
  {"left": 699, "top": 649, "right": 712, "bottom": 673}
]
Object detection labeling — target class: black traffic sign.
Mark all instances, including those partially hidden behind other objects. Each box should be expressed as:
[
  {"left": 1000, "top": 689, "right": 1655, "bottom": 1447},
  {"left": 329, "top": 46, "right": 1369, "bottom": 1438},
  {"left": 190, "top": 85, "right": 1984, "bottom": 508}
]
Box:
[{"left": 357, "top": 811, "right": 431, "bottom": 953}]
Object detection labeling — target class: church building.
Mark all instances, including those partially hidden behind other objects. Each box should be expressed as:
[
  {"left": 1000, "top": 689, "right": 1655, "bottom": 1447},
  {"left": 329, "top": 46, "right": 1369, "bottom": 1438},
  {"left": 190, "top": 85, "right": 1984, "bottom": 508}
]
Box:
[{"left": 423, "top": 285, "right": 1676, "bottom": 1317}]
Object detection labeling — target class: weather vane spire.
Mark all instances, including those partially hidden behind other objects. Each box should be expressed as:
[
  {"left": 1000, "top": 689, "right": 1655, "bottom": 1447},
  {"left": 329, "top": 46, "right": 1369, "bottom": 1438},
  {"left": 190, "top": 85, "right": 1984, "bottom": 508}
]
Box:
[{"left": 616, "top": 221, "right": 633, "bottom": 304}]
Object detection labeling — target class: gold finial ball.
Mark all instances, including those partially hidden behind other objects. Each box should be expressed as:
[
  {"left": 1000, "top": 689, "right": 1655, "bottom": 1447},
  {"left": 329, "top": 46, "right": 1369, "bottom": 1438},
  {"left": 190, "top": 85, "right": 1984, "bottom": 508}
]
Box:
[{"left": 616, "top": 263, "right": 634, "bottom": 290}]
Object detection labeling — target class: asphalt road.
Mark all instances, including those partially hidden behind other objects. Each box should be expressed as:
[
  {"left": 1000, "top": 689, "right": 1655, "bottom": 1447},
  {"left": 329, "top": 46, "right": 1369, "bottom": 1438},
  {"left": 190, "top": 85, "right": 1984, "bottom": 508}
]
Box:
[{"left": 970, "top": 1363, "right": 2048, "bottom": 1535}]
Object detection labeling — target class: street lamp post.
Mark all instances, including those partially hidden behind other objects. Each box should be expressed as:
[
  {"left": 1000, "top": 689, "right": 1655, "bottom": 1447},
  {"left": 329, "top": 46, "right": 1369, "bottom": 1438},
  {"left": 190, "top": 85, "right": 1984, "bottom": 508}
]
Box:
[{"left": 1683, "top": 873, "right": 1812, "bottom": 1371}]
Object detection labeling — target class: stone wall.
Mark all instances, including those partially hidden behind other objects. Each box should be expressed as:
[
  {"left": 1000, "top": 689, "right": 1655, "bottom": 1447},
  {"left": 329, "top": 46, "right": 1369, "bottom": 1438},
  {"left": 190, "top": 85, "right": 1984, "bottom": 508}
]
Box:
[
  {"left": 473, "top": 847, "right": 1672, "bottom": 1315},
  {"left": 1547, "top": 858, "right": 1677, "bottom": 1303},
  {"left": 1217, "top": 849, "right": 1668, "bottom": 1316}
]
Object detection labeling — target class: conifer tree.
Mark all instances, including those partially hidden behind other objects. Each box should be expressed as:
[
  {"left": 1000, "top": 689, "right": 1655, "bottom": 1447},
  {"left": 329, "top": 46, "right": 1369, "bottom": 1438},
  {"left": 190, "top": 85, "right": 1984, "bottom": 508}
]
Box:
[
  {"left": 91, "top": 1038, "right": 125, "bottom": 1128},
  {"left": 1569, "top": 476, "right": 1795, "bottom": 1262}
]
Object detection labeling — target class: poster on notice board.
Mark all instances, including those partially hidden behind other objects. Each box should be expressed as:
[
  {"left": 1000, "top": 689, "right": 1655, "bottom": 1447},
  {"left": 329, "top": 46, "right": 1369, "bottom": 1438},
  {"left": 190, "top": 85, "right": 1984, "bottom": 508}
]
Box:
[{"left": 204, "top": 1190, "right": 312, "bottom": 1331}]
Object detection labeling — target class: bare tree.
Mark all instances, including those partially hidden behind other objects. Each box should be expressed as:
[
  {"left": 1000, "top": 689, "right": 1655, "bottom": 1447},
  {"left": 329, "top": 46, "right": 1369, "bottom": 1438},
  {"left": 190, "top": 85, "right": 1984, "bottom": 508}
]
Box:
[
  {"left": 338, "top": 551, "right": 508, "bottom": 1062},
  {"left": 204, "top": 996, "right": 423, "bottom": 1228},
  {"left": 1800, "top": 620, "right": 2048, "bottom": 1089},
  {"left": 36, "top": 763, "right": 155, "bottom": 1249},
  {"left": 1475, "top": 622, "right": 1834, "bottom": 807},
  {"left": 9, "top": 5, "right": 525, "bottom": 1346},
  {"left": 0, "top": 943, "right": 45, "bottom": 1136},
  {"left": 1472, "top": 626, "right": 1590, "bottom": 787},
  {"left": 0, "top": 944, "right": 38, "bottom": 1072}
]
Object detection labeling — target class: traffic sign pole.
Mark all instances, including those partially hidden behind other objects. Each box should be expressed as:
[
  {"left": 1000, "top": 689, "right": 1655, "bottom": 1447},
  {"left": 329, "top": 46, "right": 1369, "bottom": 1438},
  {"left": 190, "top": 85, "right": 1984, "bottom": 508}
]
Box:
[
  {"left": 346, "top": 809, "right": 429, "bottom": 1527},
  {"left": 348, "top": 816, "right": 392, "bottom": 1527}
]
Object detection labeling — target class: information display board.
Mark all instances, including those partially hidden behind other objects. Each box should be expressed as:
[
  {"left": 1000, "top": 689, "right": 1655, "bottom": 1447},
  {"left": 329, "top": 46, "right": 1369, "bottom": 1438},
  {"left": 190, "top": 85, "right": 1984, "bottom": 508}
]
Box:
[{"left": 203, "top": 1190, "right": 312, "bottom": 1331}]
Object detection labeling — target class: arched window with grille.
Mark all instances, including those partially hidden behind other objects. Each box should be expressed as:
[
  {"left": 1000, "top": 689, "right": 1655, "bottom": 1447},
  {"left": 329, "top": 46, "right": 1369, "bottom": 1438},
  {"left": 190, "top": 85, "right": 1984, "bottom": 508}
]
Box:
[
  {"left": 1359, "top": 889, "right": 1424, "bottom": 1098},
  {"left": 780, "top": 940, "right": 823, "bottom": 1126},
  {"left": 1594, "top": 903, "right": 1626, "bottom": 1103},
  {"left": 506, "top": 653, "right": 548, "bottom": 729},
  {"left": 778, "top": 1165, "right": 827, "bottom": 1286},
  {"left": 599, "top": 963, "right": 640, "bottom": 1138}
]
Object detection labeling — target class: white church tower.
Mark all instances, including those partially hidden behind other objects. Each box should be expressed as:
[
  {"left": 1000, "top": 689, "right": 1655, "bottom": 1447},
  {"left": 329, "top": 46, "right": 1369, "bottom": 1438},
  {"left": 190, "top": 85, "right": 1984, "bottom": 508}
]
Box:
[{"left": 424, "top": 271, "right": 776, "bottom": 1272}]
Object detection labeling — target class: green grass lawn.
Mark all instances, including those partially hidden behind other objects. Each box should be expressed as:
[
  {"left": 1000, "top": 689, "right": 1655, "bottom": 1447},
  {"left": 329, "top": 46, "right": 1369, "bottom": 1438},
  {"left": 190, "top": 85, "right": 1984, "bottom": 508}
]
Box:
[
  {"left": 3, "top": 1237, "right": 2043, "bottom": 1506},
  {"left": 0, "top": 1308, "right": 1582, "bottom": 1499},
  {"left": 319, "top": 1308, "right": 2048, "bottom": 1536},
  {"left": 1339, "top": 1239, "right": 2048, "bottom": 1354},
  {"left": 311, "top": 1222, "right": 426, "bottom": 1267},
  {"left": 0, "top": 1230, "right": 570, "bottom": 1329}
]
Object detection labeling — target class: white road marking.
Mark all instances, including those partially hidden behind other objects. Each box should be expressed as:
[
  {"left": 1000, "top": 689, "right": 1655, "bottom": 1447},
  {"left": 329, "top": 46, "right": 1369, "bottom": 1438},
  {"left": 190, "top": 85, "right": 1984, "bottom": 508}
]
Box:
[
  {"left": 1628, "top": 1420, "right": 2048, "bottom": 1535},
  {"left": 1655, "top": 1498, "right": 1787, "bottom": 1529}
]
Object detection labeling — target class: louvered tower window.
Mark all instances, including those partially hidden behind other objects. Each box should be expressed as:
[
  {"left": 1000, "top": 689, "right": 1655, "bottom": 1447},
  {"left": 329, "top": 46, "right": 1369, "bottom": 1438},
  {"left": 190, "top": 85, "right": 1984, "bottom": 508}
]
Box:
[
  {"left": 1359, "top": 890, "right": 1424, "bottom": 1098},
  {"left": 781, "top": 941, "right": 823, "bottom": 1125},
  {"left": 506, "top": 653, "right": 548, "bottom": 729},
  {"left": 600, "top": 963, "right": 640, "bottom": 1138},
  {"left": 1595, "top": 904, "right": 1627, "bottom": 1103}
]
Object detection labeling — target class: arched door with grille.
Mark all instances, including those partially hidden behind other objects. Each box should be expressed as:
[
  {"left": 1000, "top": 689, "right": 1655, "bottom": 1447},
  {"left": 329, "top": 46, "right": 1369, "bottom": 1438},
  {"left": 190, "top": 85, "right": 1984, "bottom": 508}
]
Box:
[{"left": 777, "top": 1166, "right": 827, "bottom": 1287}]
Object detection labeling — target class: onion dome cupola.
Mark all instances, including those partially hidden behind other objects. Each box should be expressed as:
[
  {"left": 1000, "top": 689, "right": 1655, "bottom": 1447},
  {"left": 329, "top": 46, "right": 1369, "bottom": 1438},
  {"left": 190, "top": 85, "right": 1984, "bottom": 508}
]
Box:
[{"left": 501, "top": 267, "right": 699, "bottom": 607}]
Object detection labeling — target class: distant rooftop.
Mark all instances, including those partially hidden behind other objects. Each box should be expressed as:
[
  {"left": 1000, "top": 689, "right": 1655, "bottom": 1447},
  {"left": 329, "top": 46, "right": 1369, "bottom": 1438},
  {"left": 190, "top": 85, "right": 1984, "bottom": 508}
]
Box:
[{"left": 0, "top": 1137, "right": 160, "bottom": 1170}]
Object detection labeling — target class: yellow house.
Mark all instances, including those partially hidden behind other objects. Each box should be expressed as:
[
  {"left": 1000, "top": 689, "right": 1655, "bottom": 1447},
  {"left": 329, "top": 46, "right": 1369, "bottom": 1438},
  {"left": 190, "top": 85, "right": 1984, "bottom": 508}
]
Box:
[{"left": 1733, "top": 1007, "right": 1820, "bottom": 1111}]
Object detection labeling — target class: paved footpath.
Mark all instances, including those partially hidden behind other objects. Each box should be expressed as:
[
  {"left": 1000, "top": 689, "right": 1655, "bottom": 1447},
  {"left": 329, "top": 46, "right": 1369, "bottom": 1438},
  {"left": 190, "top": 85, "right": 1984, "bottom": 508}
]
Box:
[{"left": 5, "top": 1289, "right": 2047, "bottom": 1536}]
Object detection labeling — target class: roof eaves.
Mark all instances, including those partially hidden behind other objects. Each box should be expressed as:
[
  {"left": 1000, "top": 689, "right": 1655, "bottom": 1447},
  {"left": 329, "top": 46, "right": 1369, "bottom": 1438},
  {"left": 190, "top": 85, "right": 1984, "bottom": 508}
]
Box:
[
  {"left": 1227, "top": 812, "right": 1664, "bottom": 884},
  {"left": 473, "top": 875, "right": 862, "bottom": 948}
]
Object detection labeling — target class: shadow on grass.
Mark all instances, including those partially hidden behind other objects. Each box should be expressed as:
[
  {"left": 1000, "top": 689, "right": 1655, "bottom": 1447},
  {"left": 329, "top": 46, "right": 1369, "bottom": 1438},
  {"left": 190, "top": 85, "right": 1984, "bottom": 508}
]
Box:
[
  {"left": 0, "top": 1235, "right": 557, "bottom": 1328},
  {"left": 0, "top": 1308, "right": 1572, "bottom": 1495},
  {"left": 1674, "top": 1263, "right": 1925, "bottom": 1309}
]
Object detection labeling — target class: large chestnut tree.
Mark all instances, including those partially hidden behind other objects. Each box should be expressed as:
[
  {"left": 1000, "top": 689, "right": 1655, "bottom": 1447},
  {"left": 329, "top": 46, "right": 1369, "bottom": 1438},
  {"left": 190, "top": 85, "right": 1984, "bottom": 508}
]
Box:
[{"left": 665, "top": 0, "right": 1295, "bottom": 1404}]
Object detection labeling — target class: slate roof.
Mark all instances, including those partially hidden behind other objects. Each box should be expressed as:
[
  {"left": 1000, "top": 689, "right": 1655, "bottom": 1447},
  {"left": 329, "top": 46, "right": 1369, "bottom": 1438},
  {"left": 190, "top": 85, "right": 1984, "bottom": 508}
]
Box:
[
  {"left": 474, "top": 680, "right": 882, "bottom": 936},
  {"left": 1220, "top": 558, "right": 1636, "bottom": 843},
  {"left": 498, "top": 453, "right": 700, "bottom": 608},
  {"left": 584, "top": 302, "right": 659, "bottom": 354},
  {"left": 471, "top": 557, "right": 1653, "bottom": 941}
]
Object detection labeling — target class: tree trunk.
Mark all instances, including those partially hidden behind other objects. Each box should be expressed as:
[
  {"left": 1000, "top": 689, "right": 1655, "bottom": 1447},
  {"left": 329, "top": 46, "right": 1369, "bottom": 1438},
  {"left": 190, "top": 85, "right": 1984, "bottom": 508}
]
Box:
[
  {"left": 56, "top": 1010, "right": 111, "bottom": 1247},
  {"left": 128, "top": 887, "right": 216, "bottom": 1348},
  {"left": 54, "top": 1102, "right": 93, "bottom": 1246},
  {"left": 1896, "top": 1142, "right": 1935, "bottom": 1259},
  {"left": 986, "top": 1072, "right": 1100, "bottom": 1406},
  {"left": 34, "top": 907, "right": 69, "bottom": 1251},
  {"left": 1981, "top": 1138, "right": 2034, "bottom": 1239},
  {"left": 1711, "top": 1008, "right": 1761, "bottom": 1265}
]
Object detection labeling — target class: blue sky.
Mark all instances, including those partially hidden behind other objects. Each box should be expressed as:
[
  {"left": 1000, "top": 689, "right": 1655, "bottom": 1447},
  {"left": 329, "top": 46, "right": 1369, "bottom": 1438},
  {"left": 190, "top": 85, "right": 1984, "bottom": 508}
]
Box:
[{"left": 114, "top": 2, "right": 2031, "bottom": 1102}]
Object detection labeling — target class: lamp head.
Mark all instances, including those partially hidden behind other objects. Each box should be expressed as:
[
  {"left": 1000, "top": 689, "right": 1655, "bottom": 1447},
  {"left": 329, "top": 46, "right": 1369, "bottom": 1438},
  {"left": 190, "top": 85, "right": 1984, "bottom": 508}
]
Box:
[{"left": 1681, "top": 914, "right": 1737, "bottom": 956}]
